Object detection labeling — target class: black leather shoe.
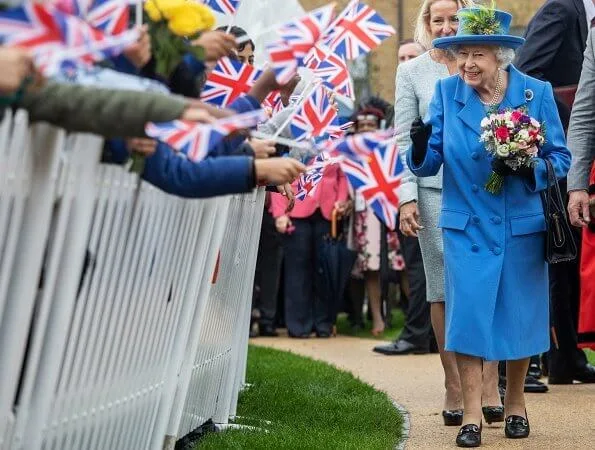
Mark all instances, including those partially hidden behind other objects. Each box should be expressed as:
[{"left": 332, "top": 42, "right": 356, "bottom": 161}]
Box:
[
  {"left": 442, "top": 409, "right": 463, "bottom": 426},
  {"left": 524, "top": 375, "right": 548, "bottom": 393},
  {"left": 372, "top": 339, "right": 429, "bottom": 355},
  {"left": 456, "top": 424, "right": 481, "bottom": 447},
  {"left": 259, "top": 325, "right": 278, "bottom": 337},
  {"left": 482, "top": 406, "right": 504, "bottom": 424},
  {"left": 505, "top": 413, "right": 530, "bottom": 439},
  {"left": 527, "top": 362, "right": 542, "bottom": 379},
  {"left": 550, "top": 363, "right": 595, "bottom": 384}
]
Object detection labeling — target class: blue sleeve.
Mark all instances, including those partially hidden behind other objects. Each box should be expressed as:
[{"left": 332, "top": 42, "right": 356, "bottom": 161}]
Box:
[
  {"left": 142, "top": 142, "right": 256, "bottom": 198},
  {"left": 214, "top": 95, "right": 262, "bottom": 155},
  {"left": 110, "top": 54, "right": 140, "bottom": 75},
  {"left": 103, "top": 139, "right": 130, "bottom": 164},
  {"left": 528, "top": 82, "right": 572, "bottom": 192},
  {"left": 407, "top": 80, "right": 444, "bottom": 177}
]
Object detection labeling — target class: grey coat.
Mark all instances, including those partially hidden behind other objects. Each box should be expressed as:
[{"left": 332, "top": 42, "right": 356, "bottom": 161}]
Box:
[
  {"left": 567, "top": 29, "right": 595, "bottom": 191},
  {"left": 394, "top": 51, "right": 450, "bottom": 205}
]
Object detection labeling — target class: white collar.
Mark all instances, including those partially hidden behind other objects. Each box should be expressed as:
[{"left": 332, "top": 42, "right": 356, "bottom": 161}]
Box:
[{"left": 584, "top": 0, "right": 595, "bottom": 25}]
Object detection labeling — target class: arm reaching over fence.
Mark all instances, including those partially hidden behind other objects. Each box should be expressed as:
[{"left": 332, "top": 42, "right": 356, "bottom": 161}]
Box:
[{"left": 16, "top": 81, "right": 206, "bottom": 138}]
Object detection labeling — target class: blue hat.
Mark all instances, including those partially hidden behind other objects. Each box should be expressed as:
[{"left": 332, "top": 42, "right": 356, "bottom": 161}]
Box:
[{"left": 432, "top": 7, "right": 525, "bottom": 50}]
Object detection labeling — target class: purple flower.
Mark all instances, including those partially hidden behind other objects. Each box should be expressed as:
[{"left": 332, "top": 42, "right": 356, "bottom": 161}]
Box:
[{"left": 519, "top": 115, "right": 531, "bottom": 124}]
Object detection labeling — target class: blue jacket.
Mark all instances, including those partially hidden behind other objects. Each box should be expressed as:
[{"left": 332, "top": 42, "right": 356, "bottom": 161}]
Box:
[
  {"left": 104, "top": 95, "right": 261, "bottom": 198},
  {"left": 407, "top": 65, "right": 571, "bottom": 360}
]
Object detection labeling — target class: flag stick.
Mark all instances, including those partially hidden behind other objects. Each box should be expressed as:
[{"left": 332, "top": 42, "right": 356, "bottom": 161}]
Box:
[
  {"left": 135, "top": 0, "right": 143, "bottom": 26},
  {"left": 250, "top": 130, "right": 313, "bottom": 150}
]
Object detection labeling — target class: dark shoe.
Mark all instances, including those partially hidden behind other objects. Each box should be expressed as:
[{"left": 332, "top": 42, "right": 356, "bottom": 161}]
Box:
[
  {"left": 456, "top": 424, "right": 482, "bottom": 447},
  {"left": 505, "top": 412, "right": 530, "bottom": 439},
  {"left": 574, "top": 364, "right": 595, "bottom": 383},
  {"left": 259, "top": 325, "right": 278, "bottom": 337},
  {"left": 372, "top": 339, "right": 429, "bottom": 355},
  {"left": 548, "top": 363, "right": 595, "bottom": 384},
  {"left": 482, "top": 406, "right": 504, "bottom": 424},
  {"left": 288, "top": 332, "right": 311, "bottom": 339},
  {"left": 316, "top": 331, "right": 332, "bottom": 338},
  {"left": 442, "top": 409, "right": 463, "bottom": 426},
  {"left": 524, "top": 375, "right": 548, "bottom": 393},
  {"left": 527, "top": 362, "right": 542, "bottom": 379}
]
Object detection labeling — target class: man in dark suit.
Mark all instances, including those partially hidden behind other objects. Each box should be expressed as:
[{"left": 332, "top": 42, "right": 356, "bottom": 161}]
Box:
[{"left": 515, "top": 0, "right": 595, "bottom": 385}]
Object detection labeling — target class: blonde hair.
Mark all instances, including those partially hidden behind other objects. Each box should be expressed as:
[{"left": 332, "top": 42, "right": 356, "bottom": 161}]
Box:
[{"left": 414, "top": 0, "right": 475, "bottom": 50}]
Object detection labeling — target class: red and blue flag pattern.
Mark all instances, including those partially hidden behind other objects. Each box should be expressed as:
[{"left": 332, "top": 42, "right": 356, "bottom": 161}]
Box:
[
  {"left": 324, "top": 0, "right": 395, "bottom": 61},
  {"left": 290, "top": 84, "right": 337, "bottom": 141},
  {"left": 338, "top": 137, "right": 403, "bottom": 230},
  {"left": 201, "top": 57, "right": 262, "bottom": 107}
]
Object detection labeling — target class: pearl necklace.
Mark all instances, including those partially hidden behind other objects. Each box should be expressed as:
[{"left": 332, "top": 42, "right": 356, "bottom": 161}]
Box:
[{"left": 479, "top": 69, "right": 503, "bottom": 106}]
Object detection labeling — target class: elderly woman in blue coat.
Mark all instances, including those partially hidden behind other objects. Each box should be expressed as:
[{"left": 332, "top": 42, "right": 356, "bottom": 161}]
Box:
[{"left": 407, "top": 6, "right": 571, "bottom": 448}]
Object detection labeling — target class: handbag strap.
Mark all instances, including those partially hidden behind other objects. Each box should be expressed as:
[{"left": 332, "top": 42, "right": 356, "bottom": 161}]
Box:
[{"left": 543, "top": 158, "right": 565, "bottom": 213}]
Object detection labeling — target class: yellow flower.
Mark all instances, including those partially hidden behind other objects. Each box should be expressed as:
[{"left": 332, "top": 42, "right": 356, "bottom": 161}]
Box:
[
  {"left": 146, "top": 0, "right": 215, "bottom": 36},
  {"left": 144, "top": 0, "right": 168, "bottom": 22}
]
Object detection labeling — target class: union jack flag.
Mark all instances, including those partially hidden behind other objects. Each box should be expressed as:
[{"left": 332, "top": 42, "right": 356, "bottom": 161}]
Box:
[
  {"left": 326, "top": 121, "right": 354, "bottom": 140},
  {"left": 277, "top": 4, "right": 336, "bottom": 65},
  {"left": 201, "top": 57, "right": 262, "bottom": 107},
  {"left": 324, "top": 0, "right": 396, "bottom": 61},
  {"left": 203, "top": 0, "right": 241, "bottom": 16},
  {"left": 327, "top": 128, "right": 393, "bottom": 161},
  {"left": 55, "top": 0, "right": 129, "bottom": 35},
  {"left": 145, "top": 120, "right": 222, "bottom": 162},
  {"left": 340, "top": 139, "right": 403, "bottom": 230},
  {"left": 0, "top": 1, "right": 134, "bottom": 74},
  {"left": 311, "top": 48, "right": 354, "bottom": 99},
  {"left": 145, "top": 109, "right": 268, "bottom": 162},
  {"left": 290, "top": 85, "right": 337, "bottom": 141},
  {"left": 266, "top": 41, "right": 298, "bottom": 85},
  {"left": 263, "top": 91, "right": 284, "bottom": 115},
  {"left": 296, "top": 152, "right": 335, "bottom": 200}
]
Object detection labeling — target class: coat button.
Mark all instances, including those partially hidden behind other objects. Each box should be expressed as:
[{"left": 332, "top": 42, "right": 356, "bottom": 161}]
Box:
[
  {"left": 471, "top": 244, "right": 480, "bottom": 252},
  {"left": 472, "top": 215, "right": 480, "bottom": 224},
  {"left": 491, "top": 216, "right": 502, "bottom": 225},
  {"left": 471, "top": 152, "right": 479, "bottom": 160},
  {"left": 493, "top": 246, "right": 502, "bottom": 255},
  {"left": 471, "top": 184, "right": 479, "bottom": 193}
]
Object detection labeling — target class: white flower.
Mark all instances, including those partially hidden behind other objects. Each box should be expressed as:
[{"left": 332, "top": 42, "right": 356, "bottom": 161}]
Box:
[
  {"left": 518, "top": 129, "right": 530, "bottom": 141},
  {"left": 530, "top": 118, "right": 540, "bottom": 128},
  {"left": 480, "top": 117, "right": 491, "bottom": 128},
  {"left": 496, "top": 145, "right": 510, "bottom": 157}
]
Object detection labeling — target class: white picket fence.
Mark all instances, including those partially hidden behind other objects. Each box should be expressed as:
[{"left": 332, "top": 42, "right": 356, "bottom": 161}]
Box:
[{"left": 0, "top": 111, "right": 265, "bottom": 450}]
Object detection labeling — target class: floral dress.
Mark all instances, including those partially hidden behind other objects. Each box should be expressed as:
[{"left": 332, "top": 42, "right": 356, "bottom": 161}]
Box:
[{"left": 352, "top": 206, "right": 405, "bottom": 277}]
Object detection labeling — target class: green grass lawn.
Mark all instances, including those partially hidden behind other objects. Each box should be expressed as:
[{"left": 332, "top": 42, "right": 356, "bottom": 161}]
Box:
[
  {"left": 197, "top": 346, "right": 403, "bottom": 450},
  {"left": 335, "top": 308, "right": 405, "bottom": 341}
]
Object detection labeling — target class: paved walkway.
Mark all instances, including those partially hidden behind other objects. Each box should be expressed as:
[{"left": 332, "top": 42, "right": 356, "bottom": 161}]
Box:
[{"left": 252, "top": 335, "right": 595, "bottom": 449}]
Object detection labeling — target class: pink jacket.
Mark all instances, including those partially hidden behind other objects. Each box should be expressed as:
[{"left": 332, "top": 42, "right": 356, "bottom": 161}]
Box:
[{"left": 270, "top": 163, "right": 349, "bottom": 220}]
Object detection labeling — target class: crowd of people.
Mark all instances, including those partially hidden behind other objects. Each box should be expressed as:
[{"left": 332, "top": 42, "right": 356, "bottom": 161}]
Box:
[
  {"left": 248, "top": 0, "right": 595, "bottom": 447},
  {"left": 1, "top": 0, "right": 595, "bottom": 448}
]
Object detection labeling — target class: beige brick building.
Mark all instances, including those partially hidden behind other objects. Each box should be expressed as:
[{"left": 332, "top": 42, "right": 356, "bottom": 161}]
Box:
[{"left": 300, "top": 0, "right": 547, "bottom": 104}]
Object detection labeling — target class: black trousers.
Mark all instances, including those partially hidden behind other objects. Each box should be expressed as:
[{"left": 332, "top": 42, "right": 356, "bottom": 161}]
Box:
[
  {"left": 548, "top": 181, "right": 587, "bottom": 376},
  {"left": 253, "top": 209, "right": 283, "bottom": 327},
  {"left": 396, "top": 229, "right": 432, "bottom": 349},
  {"left": 282, "top": 211, "right": 332, "bottom": 335}
]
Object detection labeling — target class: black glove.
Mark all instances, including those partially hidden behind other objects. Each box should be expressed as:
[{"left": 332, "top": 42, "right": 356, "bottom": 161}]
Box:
[
  {"left": 491, "top": 159, "right": 534, "bottom": 180},
  {"left": 410, "top": 117, "right": 432, "bottom": 165}
]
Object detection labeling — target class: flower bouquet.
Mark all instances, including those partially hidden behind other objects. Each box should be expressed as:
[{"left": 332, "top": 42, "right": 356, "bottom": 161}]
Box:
[
  {"left": 481, "top": 108, "right": 545, "bottom": 194},
  {"left": 144, "top": 0, "right": 215, "bottom": 78}
]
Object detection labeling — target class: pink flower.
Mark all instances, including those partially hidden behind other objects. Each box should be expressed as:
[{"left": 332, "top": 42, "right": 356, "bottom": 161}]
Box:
[
  {"left": 510, "top": 110, "right": 523, "bottom": 122},
  {"left": 527, "top": 145, "right": 538, "bottom": 156},
  {"left": 495, "top": 126, "right": 510, "bottom": 141}
]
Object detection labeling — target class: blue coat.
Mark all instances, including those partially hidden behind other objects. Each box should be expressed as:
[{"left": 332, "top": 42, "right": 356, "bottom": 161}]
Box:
[{"left": 407, "top": 65, "right": 571, "bottom": 360}]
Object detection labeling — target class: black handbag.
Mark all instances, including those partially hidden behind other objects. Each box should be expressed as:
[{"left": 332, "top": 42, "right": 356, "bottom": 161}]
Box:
[{"left": 541, "top": 158, "right": 577, "bottom": 264}]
